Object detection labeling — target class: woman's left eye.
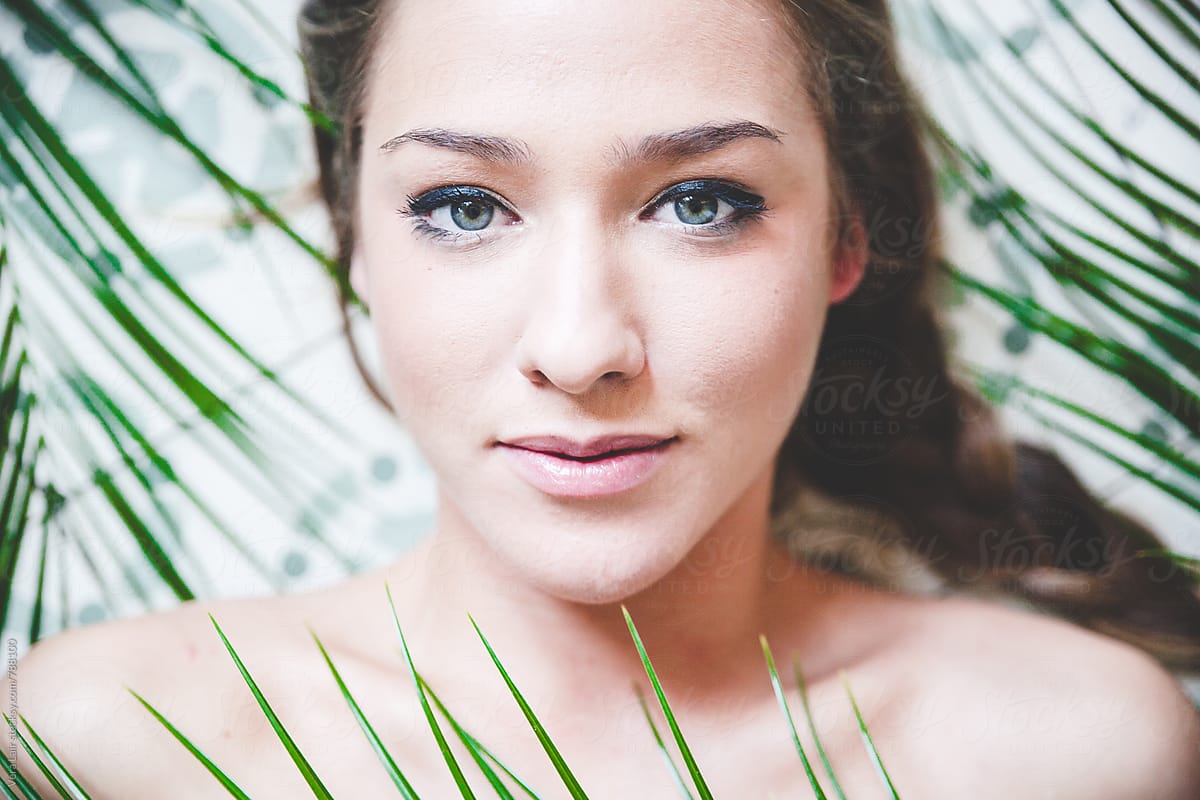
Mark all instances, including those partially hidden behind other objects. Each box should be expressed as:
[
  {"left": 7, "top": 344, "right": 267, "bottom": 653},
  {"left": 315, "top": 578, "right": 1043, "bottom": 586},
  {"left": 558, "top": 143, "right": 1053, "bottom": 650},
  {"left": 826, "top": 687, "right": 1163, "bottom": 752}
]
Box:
[
  {"left": 641, "top": 179, "right": 769, "bottom": 238},
  {"left": 397, "top": 179, "right": 768, "bottom": 246}
]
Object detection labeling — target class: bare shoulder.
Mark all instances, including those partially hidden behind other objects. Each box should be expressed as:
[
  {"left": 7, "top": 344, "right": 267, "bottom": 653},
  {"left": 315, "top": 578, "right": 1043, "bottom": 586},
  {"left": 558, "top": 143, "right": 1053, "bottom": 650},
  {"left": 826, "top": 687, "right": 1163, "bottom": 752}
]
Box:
[
  {"left": 875, "top": 593, "right": 1200, "bottom": 799},
  {"left": 4, "top": 594, "right": 294, "bottom": 799}
]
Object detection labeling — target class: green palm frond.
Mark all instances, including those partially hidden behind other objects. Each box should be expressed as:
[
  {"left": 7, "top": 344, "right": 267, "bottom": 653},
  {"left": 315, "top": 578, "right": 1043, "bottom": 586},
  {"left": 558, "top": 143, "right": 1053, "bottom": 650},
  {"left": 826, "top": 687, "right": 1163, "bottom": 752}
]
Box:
[
  {"left": 309, "top": 626, "right": 423, "bottom": 799},
  {"left": 0, "top": 294, "right": 45, "bottom": 637},
  {"left": 208, "top": 614, "right": 335, "bottom": 798},
  {"left": 840, "top": 672, "right": 900, "bottom": 799},
  {"left": 620, "top": 605, "right": 715, "bottom": 799},
  {"left": 632, "top": 683, "right": 697, "bottom": 800},
  {"left": 1138, "top": 548, "right": 1200, "bottom": 578},
  {"left": 2, "top": 605, "right": 903, "bottom": 798},
  {"left": 469, "top": 611, "right": 590, "bottom": 799},
  {"left": 899, "top": 0, "right": 1200, "bottom": 524},
  {"left": 758, "top": 635, "right": 827, "bottom": 799},
  {"left": 3, "top": 712, "right": 91, "bottom": 800},
  {"left": 1, "top": 0, "right": 379, "bottom": 645},
  {"left": 124, "top": 692, "right": 254, "bottom": 800},
  {"left": 417, "top": 674, "right": 539, "bottom": 800},
  {"left": 388, "top": 584, "right": 479, "bottom": 799},
  {"left": 791, "top": 660, "right": 847, "bottom": 800}
]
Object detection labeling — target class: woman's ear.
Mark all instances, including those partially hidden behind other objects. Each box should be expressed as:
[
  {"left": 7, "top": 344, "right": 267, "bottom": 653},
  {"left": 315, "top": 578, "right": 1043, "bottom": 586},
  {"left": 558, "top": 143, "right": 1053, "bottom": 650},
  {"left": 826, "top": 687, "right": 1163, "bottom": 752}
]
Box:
[
  {"left": 349, "top": 245, "right": 369, "bottom": 307},
  {"left": 829, "top": 214, "right": 868, "bottom": 305}
]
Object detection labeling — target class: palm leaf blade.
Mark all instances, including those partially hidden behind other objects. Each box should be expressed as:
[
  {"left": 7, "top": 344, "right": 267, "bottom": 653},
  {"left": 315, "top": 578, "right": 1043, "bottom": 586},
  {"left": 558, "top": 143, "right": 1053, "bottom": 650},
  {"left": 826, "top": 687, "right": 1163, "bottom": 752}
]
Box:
[
  {"left": 126, "top": 690, "right": 255, "bottom": 800},
  {"left": 466, "top": 613, "right": 589, "bottom": 799},
  {"left": 619, "top": 605, "right": 713, "bottom": 800},
  {"left": 308, "top": 627, "right": 422, "bottom": 799},
  {"left": 207, "top": 614, "right": 334, "bottom": 799}
]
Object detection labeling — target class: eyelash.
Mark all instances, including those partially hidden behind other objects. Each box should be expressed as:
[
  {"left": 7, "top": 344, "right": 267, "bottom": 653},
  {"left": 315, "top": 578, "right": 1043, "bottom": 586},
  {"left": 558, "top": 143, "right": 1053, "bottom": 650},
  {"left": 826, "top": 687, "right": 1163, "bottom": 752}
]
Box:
[{"left": 396, "top": 179, "right": 770, "bottom": 247}]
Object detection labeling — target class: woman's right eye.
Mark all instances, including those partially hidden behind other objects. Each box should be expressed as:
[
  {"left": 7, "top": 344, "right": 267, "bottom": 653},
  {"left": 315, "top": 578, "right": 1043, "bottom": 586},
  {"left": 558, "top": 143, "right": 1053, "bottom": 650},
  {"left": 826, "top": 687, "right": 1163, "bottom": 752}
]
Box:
[{"left": 398, "top": 186, "right": 519, "bottom": 246}]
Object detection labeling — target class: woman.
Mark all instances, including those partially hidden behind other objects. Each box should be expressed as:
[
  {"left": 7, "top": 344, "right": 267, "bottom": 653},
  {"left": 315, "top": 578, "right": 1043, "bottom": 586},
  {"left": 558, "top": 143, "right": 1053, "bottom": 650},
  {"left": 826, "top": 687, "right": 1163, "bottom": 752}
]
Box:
[{"left": 8, "top": 0, "right": 1200, "bottom": 797}]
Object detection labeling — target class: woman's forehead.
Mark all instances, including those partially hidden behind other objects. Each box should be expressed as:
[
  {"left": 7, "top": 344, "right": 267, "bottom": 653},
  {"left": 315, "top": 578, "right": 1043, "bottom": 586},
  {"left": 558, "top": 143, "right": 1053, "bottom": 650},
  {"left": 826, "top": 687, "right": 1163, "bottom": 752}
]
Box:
[
  {"left": 378, "top": 0, "right": 798, "bottom": 55},
  {"left": 363, "top": 0, "right": 811, "bottom": 134}
]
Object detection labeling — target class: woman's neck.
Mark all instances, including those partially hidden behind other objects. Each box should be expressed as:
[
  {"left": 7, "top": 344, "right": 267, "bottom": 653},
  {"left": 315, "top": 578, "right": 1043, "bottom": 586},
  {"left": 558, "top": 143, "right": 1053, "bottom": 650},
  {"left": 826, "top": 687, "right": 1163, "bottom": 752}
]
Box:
[{"left": 383, "top": 462, "right": 846, "bottom": 719}]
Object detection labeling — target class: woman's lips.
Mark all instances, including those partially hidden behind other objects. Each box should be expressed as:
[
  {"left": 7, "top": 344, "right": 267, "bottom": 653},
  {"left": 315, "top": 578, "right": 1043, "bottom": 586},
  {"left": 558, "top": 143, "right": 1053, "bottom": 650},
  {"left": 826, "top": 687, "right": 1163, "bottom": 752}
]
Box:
[{"left": 498, "top": 439, "right": 675, "bottom": 498}]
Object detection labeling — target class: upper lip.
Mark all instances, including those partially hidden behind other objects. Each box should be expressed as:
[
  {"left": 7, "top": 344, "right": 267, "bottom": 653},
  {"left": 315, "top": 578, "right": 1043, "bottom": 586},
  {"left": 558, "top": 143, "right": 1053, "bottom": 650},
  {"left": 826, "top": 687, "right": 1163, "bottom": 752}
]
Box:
[{"left": 498, "top": 434, "right": 675, "bottom": 458}]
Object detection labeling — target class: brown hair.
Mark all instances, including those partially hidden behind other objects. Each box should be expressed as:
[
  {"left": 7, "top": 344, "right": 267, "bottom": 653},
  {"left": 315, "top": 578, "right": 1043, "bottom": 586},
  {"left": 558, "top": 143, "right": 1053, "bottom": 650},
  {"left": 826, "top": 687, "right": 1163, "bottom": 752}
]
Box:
[{"left": 297, "top": 0, "right": 1200, "bottom": 670}]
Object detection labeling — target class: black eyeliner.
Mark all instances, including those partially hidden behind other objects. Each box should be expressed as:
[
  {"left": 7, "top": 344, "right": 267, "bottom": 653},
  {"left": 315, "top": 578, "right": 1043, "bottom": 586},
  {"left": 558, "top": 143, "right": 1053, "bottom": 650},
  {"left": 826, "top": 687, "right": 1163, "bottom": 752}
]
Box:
[{"left": 646, "top": 178, "right": 766, "bottom": 214}]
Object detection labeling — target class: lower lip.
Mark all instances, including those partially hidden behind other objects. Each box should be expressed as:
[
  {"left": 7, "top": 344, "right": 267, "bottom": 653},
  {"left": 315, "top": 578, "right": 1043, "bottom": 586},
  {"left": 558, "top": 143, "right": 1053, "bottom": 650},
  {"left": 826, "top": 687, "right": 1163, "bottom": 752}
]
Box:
[{"left": 498, "top": 440, "right": 675, "bottom": 498}]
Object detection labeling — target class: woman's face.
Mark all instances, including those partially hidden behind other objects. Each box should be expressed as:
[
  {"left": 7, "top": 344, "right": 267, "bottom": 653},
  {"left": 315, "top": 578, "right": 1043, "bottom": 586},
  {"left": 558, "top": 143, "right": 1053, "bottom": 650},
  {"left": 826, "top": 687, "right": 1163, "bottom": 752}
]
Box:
[{"left": 352, "top": 0, "right": 863, "bottom": 603}]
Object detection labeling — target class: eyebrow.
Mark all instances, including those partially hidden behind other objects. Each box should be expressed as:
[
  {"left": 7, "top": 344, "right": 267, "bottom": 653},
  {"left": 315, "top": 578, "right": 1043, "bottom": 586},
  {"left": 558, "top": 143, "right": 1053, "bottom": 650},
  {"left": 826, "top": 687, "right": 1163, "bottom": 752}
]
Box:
[{"left": 377, "top": 120, "right": 785, "bottom": 168}]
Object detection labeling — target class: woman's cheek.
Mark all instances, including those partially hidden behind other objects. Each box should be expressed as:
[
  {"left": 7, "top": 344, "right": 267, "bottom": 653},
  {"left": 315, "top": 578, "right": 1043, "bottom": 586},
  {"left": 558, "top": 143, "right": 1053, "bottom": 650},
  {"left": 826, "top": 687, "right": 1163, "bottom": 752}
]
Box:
[
  {"left": 377, "top": 312, "right": 485, "bottom": 432},
  {"left": 671, "top": 262, "right": 826, "bottom": 428}
]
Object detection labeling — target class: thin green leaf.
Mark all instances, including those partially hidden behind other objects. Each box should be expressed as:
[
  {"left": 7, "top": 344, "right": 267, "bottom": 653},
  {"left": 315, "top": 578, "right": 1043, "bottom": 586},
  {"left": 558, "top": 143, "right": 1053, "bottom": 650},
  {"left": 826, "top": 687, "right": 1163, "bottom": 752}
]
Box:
[
  {"left": 1134, "top": 548, "right": 1200, "bottom": 578},
  {"left": 424, "top": 690, "right": 544, "bottom": 800},
  {"left": 133, "top": 0, "right": 334, "bottom": 131},
  {"left": 207, "top": 614, "right": 334, "bottom": 799},
  {"left": 791, "top": 662, "right": 846, "bottom": 800},
  {"left": 12, "top": 714, "right": 92, "bottom": 800},
  {"left": 941, "top": 262, "right": 1200, "bottom": 440},
  {"left": 307, "top": 627, "right": 422, "bottom": 799},
  {"left": 926, "top": 97, "right": 1200, "bottom": 290},
  {"left": 0, "top": 65, "right": 293, "bottom": 418},
  {"left": 28, "top": 502, "right": 52, "bottom": 644},
  {"left": 7, "top": 768, "right": 45, "bottom": 800},
  {"left": 126, "top": 690, "right": 255, "bottom": 800},
  {"left": 968, "top": 189, "right": 1200, "bottom": 376},
  {"left": 1048, "top": 0, "right": 1200, "bottom": 140},
  {"left": 968, "top": 366, "right": 1200, "bottom": 481},
  {"left": 6, "top": 0, "right": 334, "bottom": 271},
  {"left": 631, "top": 683, "right": 697, "bottom": 800},
  {"left": 1106, "top": 0, "right": 1199, "bottom": 95},
  {"left": 0, "top": 389, "right": 39, "bottom": 629},
  {"left": 619, "top": 605, "right": 712, "bottom": 800},
  {"left": 1, "top": 21, "right": 363, "bottom": 470},
  {"left": 467, "top": 613, "right": 590, "bottom": 799},
  {"left": 1, "top": 713, "right": 64, "bottom": 800},
  {"left": 1016, "top": 401, "right": 1200, "bottom": 515},
  {"left": 1143, "top": 0, "right": 1200, "bottom": 52},
  {"left": 0, "top": 750, "right": 26, "bottom": 800},
  {"left": 927, "top": 5, "right": 1200, "bottom": 250},
  {"left": 839, "top": 672, "right": 900, "bottom": 799},
  {"left": 415, "top": 672, "right": 531, "bottom": 800},
  {"left": 92, "top": 471, "right": 194, "bottom": 601},
  {"left": 757, "top": 636, "right": 826, "bottom": 799},
  {"left": 963, "top": 0, "right": 1200, "bottom": 208},
  {"left": 384, "top": 583, "right": 478, "bottom": 799}
]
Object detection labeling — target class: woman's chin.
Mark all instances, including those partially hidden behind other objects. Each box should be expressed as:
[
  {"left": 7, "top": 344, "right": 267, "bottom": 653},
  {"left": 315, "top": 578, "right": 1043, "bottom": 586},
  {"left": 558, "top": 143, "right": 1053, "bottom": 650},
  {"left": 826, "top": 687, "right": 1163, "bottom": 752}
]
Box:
[{"left": 491, "top": 531, "right": 691, "bottom": 606}]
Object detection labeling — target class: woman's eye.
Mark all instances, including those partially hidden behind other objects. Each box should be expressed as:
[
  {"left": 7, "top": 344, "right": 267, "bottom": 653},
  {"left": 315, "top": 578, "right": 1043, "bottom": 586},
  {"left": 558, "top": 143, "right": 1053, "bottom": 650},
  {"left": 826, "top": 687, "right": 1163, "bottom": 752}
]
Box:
[
  {"left": 438, "top": 198, "right": 494, "bottom": 231},
  {"left": 642, "top": 180, "right": 769, "bottom": 237},
  {"left": 398, "top": 186, "right": 516, "bottom": 245}
]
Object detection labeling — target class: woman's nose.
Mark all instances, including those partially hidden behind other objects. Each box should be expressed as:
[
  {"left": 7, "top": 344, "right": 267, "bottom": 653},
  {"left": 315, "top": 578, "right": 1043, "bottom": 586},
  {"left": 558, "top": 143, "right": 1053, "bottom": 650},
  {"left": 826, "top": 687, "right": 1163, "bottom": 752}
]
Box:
[{"left": 514, "top": 219, "right": 646, "bottom": 395}]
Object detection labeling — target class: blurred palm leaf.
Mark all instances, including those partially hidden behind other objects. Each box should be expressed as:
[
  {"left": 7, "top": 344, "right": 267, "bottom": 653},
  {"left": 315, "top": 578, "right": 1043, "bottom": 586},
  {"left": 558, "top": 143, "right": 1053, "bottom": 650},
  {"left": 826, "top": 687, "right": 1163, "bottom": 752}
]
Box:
[
  {"left": 0, "top": 0, "right": 391, "bottom": 646},
  {"left": 895, "top": 0, "right": 1200, "bottom": 526}
]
